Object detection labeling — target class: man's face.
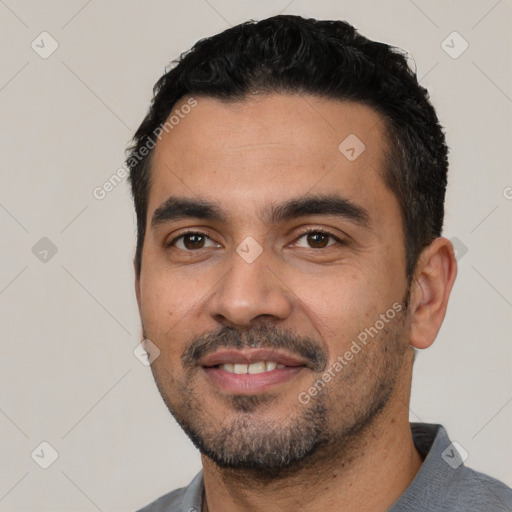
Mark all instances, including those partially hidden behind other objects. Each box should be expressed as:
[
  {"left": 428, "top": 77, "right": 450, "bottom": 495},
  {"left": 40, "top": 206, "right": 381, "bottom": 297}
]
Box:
[{"left": 136, "top": 93, "right": 412, "bottom": 472}]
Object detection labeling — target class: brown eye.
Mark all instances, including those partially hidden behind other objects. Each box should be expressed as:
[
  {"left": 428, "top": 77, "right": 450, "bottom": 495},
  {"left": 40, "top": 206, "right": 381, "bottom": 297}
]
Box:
[
  {"left": 293, "top": 230, "right": 340, "bottom": 249},
  {"left": 182, "top": 233, "right": 206, "bottom": 249},
  {"left": 168, "top": 231, "right": 218, "bottom": 251},
  {"left": 306, "top": 232, "right": 330, "bottom": 248}
]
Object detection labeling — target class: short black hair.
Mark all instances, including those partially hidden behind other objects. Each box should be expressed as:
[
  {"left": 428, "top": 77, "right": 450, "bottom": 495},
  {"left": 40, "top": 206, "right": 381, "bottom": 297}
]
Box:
[{"left": 126, "top": 14, "right": 448, "bottom": 281}]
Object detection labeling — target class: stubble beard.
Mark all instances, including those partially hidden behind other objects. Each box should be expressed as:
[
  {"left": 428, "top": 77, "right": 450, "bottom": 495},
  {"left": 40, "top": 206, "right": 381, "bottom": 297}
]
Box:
[{"left": 149, "top": 305, "right": 410, "bottom": 478}]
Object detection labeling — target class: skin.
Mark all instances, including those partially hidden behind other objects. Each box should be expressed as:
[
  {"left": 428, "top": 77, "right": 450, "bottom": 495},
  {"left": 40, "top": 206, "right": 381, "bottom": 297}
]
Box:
[{"left": 135, "top": 93, "right": 457, "bottom": 512}]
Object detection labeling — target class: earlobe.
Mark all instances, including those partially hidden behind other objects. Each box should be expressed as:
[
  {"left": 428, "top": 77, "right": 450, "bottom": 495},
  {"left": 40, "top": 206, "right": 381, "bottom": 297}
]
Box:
[{"left": 409, "top": 238, "right": 458, "bottom": 350}]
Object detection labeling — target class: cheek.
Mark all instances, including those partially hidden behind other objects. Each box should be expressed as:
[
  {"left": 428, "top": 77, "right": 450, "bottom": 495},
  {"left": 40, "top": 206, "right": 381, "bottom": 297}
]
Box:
[
  {"left": 139, "top": 272, "right": 181, "bottom": 337},
  {"left": 138, "top": 267, "right": 213, "bottom": 350},
  {"left": 290, "top": 264, "right": 402, "bottom": 357},
  {"left": 297, "top": 266, "right": 374, "bottom": 311},
  {"left": 287, "top": 268, "right": 376, "bottom": 342},
  {"left": 370, "top": 247, "right": 407, "bottom": 304}
]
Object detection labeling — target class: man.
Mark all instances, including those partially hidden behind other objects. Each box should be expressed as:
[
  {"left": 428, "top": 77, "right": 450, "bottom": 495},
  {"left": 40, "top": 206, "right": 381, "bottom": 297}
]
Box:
[{"left": 127, "top": 14, "right": 512, "bottom": 512}]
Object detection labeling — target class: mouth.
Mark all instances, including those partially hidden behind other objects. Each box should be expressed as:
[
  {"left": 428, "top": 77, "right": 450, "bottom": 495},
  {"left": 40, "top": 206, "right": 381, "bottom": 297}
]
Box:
[
  {"left": 199, "top": 348, "right": 309, "bottom": 394},
  {"left": 215, "top": 361, "right": 287, "bottom": 374}
]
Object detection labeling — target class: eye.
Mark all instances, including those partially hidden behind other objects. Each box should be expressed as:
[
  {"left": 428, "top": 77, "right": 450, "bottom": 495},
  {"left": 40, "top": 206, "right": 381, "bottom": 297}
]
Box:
[
  {"left": 168, "top": 231, "right": 219, "bottom": 251},
  {"left": 293, "top": 229, "right": 342, "bottom": 249}
]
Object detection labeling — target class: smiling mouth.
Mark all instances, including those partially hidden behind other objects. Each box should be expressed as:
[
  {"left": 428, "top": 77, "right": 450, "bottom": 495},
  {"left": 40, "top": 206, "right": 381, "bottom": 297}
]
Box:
[
  {"left": 199, "top": 348, "right": 309, "bottom": 394},
  {"left": 213, "top": 361, "right": 287, "bottom": 374},
  {"left": 199, "top": 347, "right": 310, "bottom": 368}
]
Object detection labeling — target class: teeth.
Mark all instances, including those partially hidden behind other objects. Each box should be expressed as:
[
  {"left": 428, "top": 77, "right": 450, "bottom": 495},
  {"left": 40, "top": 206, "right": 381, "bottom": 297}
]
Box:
[
  {"left": 219, "top": 361, "right": 285, "bottom": 374},
  {"left": 265, "top": 361, "right": 277, "bottom": 371},
  {"left": 233, "top": 363, "right": 247, "bottom": 374},
  {"left": 248, "top": 361, "right": 266, "bottom": 374}
]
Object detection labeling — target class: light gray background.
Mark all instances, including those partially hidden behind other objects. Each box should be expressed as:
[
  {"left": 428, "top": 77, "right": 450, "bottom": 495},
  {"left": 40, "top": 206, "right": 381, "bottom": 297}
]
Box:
[{"left": 1, "top": 1, "right": 511, "bottom": 511}]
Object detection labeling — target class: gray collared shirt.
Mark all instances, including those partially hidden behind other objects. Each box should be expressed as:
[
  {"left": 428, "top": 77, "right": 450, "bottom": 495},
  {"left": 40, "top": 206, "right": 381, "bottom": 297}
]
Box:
[{"left": 136, "top": 423, "right": 512, "bottom": 511}]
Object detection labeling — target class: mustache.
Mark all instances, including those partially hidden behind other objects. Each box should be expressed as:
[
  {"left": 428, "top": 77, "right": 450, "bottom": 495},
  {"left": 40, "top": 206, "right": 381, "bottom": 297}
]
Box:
[{"left": 181, "top": 323, "right": 328, "bottom": 372}]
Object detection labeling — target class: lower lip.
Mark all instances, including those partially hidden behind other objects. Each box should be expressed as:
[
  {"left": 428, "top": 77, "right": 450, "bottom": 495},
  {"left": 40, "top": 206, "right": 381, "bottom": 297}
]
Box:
[{"left": 202, "top": 366, "right": 305, "bottom": 394}]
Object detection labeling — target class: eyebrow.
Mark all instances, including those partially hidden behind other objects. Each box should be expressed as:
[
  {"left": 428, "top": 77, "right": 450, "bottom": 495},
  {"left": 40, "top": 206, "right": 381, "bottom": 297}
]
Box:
[{"left": 151, "top": 194, "right": 370, "bottom": 230}]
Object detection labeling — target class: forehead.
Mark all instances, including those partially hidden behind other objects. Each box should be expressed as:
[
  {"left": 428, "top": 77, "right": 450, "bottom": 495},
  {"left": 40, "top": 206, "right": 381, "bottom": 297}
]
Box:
[{"left": 148, "top": 93, "right": 397, "bottom": 226}]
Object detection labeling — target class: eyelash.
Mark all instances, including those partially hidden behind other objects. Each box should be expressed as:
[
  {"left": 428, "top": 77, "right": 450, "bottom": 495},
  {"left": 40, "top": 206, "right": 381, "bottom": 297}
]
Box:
[{"left": 166, "top": 228, "right": 344, "bottom": 250}]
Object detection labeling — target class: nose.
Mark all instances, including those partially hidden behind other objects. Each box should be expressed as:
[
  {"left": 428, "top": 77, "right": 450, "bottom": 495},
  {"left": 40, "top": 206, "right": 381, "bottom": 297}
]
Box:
[{"left": 207, "top": 247, "right": 293, "bottom": 327}]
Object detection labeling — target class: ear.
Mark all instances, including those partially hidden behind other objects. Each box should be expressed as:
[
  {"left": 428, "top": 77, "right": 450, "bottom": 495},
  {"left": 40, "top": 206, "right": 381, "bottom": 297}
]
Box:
[{"left": 409, "top": 237, "right": 457, "bottom": 350}]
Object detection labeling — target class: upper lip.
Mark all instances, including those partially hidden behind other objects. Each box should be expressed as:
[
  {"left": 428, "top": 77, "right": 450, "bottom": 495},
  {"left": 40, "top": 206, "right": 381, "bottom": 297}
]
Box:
[{"left": 199, "top": 348, "right": 310, "bottom": 368}]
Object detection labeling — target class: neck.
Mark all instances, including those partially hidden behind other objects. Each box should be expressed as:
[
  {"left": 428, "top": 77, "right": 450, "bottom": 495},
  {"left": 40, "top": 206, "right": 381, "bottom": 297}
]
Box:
[{"left": 201, "top": 350, "right": 422, "bottom": 512}]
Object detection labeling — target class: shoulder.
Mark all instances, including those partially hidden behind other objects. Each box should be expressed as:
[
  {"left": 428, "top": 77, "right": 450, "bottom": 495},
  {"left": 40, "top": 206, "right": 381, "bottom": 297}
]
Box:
[
  {"left": 135, "top": 487, "right": 185, "bottom": 512},
  {"left": 391, "top": 423, "right": 512, "bottom": 511},
  {"left": 445, "top": 465, "right": 512, "bottom": 511},
  {"left": 135, "top": 471, "right": 204, "bottom": 512}
]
